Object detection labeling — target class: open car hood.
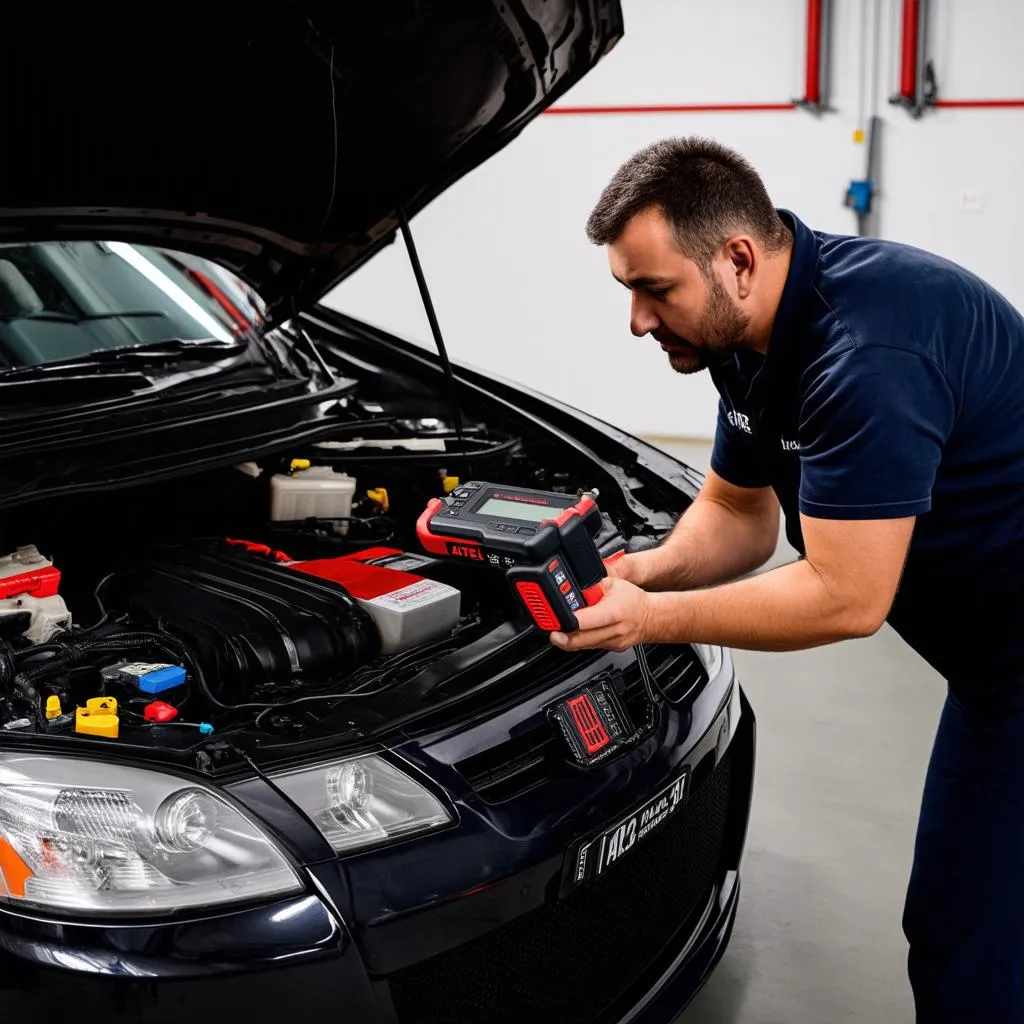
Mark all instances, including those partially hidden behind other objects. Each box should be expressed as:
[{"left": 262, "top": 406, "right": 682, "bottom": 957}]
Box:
[{"left": 1, "top": 2, "right": 622, "bottom": 321}]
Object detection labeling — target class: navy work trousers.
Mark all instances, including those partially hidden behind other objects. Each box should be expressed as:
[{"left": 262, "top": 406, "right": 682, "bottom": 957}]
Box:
[{"left": 903, "top": 687, "right": 1024, "bottom": 1022}]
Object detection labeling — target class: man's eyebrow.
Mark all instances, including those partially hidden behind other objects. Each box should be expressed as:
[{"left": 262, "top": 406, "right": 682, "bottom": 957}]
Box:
[{"left": 612, "top": 273, "right": 672, "bottom": 290}]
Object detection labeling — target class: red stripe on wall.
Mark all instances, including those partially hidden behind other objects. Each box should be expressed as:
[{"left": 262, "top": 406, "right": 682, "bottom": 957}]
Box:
[
  {"left": 933, "top": 99, "right": 1024, "bottom": 109},
  {"left": 542, "top": 102, "right": 796, "bottom": 116},
  {"left": 542, "top": 100, "right": 1024, "bottom": 116}
]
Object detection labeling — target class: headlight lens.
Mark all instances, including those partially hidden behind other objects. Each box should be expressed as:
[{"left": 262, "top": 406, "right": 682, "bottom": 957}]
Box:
[
  {"left": 272, "top": 754, "right": 452, "bottom": 853},
  {"left": 692, "top": 643, "right": 725, "bottom": 679},
  {"left": 0, "top": 754, "right": 302, "bottom": 915}
]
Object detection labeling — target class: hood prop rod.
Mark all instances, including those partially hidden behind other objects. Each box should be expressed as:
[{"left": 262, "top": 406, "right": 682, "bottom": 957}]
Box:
[
  {"left": 397, "top": 208, "right": 468, "bottom": 465},
  {"left": 289, "top": 297, "right": 337, "bottom": 384}
]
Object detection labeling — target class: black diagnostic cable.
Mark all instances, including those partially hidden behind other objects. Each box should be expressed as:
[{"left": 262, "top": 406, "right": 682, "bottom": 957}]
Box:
[{"left": 634, "top": 643, "right": 687, "bottom": 708}]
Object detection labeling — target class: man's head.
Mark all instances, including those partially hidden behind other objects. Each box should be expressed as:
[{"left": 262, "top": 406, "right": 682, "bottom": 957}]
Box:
[{"left": 586, "top": 137, "right": 791, "bottom": 374}]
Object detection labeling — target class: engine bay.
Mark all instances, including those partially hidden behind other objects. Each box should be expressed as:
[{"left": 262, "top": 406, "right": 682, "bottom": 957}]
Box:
[{"left": 0, "top": 420, "right": 630, "bottom": 760}]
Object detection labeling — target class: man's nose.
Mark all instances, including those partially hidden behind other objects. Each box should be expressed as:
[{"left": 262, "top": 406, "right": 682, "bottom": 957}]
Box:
[{"left": 630, "top": 293, "right": 660, "bottom": 338}]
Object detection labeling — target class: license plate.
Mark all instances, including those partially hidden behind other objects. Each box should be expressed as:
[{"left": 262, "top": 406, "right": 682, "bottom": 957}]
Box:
[{"left": 564, "top": 767, "right": 690, "bottom": 891}]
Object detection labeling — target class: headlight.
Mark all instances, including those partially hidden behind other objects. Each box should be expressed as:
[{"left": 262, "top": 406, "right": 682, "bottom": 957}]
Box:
[
  {"left": 692, "top": 643, "right": 725, "bottom": 679},
  {"left": 0, "top": 754, "right": 302, "bottom": 915},
  {"left": 272, "top": 754, "right": 453, "bottom": 853}
]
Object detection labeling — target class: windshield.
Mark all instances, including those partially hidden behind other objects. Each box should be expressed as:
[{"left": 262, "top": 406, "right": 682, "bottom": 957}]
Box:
[{"left": 0, "top": 242, "right": 267, "bottom": 371}]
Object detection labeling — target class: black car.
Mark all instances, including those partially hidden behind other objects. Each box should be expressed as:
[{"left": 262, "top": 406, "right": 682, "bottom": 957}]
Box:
[{"left": 0, "top": 6, "right": 755, "bottom": 1023}]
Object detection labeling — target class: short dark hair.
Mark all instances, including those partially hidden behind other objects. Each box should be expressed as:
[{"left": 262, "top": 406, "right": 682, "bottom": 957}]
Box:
[{"left": 585, "top": 137, "right": 788, "bottom": 268}]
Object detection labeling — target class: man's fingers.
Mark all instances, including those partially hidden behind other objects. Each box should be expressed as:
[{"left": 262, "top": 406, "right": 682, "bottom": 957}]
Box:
[
  {"left": 550, "top": 625, "right": 628, "bottom": 652},
  {"left": 572, "top": 603, "right": 617, "bottom": 632},
  {"left": 603, "top": 554, "right": 627, "bottom": 580}
]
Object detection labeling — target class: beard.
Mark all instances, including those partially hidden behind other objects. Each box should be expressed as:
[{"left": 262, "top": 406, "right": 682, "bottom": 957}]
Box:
[{"left": 657, "top": 274, "right": 750, "bottom": 375}]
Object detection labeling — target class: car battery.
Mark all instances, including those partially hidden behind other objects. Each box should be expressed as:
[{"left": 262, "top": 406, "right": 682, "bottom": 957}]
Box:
[{"left": 288, "top": 551, "right": 460, "bottom": 656}]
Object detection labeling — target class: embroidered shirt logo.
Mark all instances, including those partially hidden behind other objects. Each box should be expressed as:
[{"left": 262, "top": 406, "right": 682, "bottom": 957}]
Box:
[
  {"left": 727, "top": 410, "right": 752, "bottom": 434},
  {"left": 780, "top": 438, "right": 801, "bottom": 452}
]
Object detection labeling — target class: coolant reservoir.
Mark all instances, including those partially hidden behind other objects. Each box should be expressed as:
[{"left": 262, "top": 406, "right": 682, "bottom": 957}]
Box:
[{"left": 269, "top": 465, "right": 357, "bottom": 530}]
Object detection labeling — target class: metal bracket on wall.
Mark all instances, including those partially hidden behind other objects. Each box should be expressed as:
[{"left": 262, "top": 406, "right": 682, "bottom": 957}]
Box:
[{"left": 889, "top": 0, "right": 937, "bottom": 118}]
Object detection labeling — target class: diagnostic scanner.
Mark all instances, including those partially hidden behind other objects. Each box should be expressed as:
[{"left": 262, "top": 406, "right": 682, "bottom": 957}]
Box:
[{"left": 416, "top": 482, "right": 611, "bottom": 632}]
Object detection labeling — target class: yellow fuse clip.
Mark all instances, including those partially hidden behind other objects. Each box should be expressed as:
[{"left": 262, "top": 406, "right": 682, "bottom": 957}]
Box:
[
  {"left": 76, "top": 697, "right": 119, "bottom": 739},
  {"left": 45, "top": 696, "right": 62, "bottom": 720},
  {"left": 366, "top": 487, "right": 390, "bottom": 512},
  {"left": 442, "top": 476, "right": 460, "bottom": 493}
]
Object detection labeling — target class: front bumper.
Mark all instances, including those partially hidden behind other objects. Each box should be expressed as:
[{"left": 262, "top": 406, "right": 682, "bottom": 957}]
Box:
[{"left": 1, "top": 662, "right": 754, "bottom": 1024}]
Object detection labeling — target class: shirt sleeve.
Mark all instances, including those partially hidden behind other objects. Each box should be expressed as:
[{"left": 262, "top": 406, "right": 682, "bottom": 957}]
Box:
[
  {"left": 710, "top": 398, "right": 772, "bottom": 488},
  {"left": 798, "top": 344, "right": 956, "bottom": 520}
]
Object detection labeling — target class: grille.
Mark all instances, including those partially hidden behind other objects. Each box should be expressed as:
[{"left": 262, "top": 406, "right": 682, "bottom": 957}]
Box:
[
  {"left": 456, "top": 726, "right": 559, "bottom": 803},
  {"left": 455, "top": 644, "right": 708, "bottom": 804},
  {"left": 388, "top": 748, "right": 733, "bottom": 1024},
  {"left": 623, "top": 643, "right": 707, "bottom": 704}
]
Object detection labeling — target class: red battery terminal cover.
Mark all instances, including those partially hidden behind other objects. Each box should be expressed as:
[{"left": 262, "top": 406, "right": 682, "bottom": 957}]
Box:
[
  {"left": 224, "top": 538, "right": 293, "bottom": 563},
  {"left": 144, "top": 701, "right": 179, "bottom": 723}
]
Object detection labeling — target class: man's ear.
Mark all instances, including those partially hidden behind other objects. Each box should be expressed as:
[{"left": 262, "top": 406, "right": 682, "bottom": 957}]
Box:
[{"left": 724, "top": 236, "right": 756, "bottom": 299}]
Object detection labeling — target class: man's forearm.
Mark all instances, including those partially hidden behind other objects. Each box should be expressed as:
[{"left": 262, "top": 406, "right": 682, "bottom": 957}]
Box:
[
  {"left": 629, "top": 493, "right": 778, "bottom": 591},
  {"left": 642, "top": 558, "right": 882, "bottom": 651}
]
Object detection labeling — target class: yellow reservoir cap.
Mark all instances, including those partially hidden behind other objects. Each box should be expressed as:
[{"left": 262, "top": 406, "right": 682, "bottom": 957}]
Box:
[
  {"left": 76, "top": 697, "right": 119, "bottom": 739},
  {"left": 366, "top": 487, "right": 390, "bottom": 512},
  {"left": 289, "top": 458, "right": 311, "bottom": 473},
  {"left": 45, "top": 696, "right": 62, "bottom": 720},
  {"left": 442, "top": 476, "right": 460, "bottom": 493}
]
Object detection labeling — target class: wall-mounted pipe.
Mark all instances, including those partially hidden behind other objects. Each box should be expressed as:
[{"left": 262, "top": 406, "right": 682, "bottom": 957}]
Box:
[
  {"left": 845, "top": 115, "right": 881, "bottom": 237},
  {"left": 890, "top": 0, "right": 935, "bottom": 117},
  {"left": 805, "top": 0, "right": 823, "bottom": 105},
  {"left": 899, "top": 0, "right": 919, "bottom": 102},
  {"left": 795, "top": 0, "right": 830, "bottom": 113}
]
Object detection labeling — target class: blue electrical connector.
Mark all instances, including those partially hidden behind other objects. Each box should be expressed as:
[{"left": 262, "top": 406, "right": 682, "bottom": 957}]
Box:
[{"left": 845, "top": 179, "right": 873, "bottom": 214}]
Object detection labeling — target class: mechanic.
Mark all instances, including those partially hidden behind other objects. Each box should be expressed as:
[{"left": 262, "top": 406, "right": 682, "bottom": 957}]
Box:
[{"left": 553, "top": 136, "right": 1024, "bottom": 1022}]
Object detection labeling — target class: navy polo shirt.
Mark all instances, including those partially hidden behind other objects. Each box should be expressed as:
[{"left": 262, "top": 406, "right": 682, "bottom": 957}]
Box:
[{"left": 709, "top": 210, "right": 1024, "bottom": 689}]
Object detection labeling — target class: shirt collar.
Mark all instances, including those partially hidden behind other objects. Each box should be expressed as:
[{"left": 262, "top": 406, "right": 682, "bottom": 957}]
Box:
[
  {"left": 710, "top": 209, "right": 820, "bottom": 403},
  {"left": 746, "top": 209, "right": 820, "bottom": 398}
]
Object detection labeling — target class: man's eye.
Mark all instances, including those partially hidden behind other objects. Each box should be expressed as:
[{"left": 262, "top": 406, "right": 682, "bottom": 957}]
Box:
[{"left": 648, "top": 287, "right": 669, "bottom": 301}]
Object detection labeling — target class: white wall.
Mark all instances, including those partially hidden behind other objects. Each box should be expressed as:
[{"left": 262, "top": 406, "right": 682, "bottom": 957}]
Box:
[{"left": 323, "top": 0, "right": 1024, "bottom": 440}]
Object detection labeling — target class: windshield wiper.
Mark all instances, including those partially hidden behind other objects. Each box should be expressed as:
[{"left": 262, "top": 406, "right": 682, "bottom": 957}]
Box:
[
  {"left": 0, "top": 337, "right": 247, "bottom": 380},
  {"left": 0, "top": 309, "right": 171, "bottom": 324}
]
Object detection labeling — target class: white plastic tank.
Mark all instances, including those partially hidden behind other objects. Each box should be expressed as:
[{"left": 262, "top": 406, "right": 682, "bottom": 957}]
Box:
[{"left": 269, "top": 463, "right": 357, "bottom": 532}]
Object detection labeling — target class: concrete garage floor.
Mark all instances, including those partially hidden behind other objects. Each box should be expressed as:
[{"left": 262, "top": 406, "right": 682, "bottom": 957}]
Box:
[{"left": 651, "top": 441, "right": 948, "bottom": 1024}]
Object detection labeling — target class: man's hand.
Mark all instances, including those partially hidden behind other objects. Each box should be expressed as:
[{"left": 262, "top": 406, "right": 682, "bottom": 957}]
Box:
[
  {"left": 549, "top": 577, "right": 652, "bottom": 652},
  {"left": 601, "top": 551, "right": 635, "bottom": 582}
]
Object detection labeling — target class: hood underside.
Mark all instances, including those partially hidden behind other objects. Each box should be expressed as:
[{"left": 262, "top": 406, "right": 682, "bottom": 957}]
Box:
[{"left": 1, "top": 2, "right": 623, "bottom": 318}]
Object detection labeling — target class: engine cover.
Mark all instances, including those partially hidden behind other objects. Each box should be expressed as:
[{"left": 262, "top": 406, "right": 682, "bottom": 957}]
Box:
[{"left": 97, "top": 543, "right": 382, "bottom": 700}]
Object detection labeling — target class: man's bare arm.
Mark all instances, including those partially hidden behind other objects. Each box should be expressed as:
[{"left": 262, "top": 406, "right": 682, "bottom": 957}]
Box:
[
  {"left": 553, "top": 514, "right": 914, "bottom": 653},
  {"left": 614, "top": 468, "right": 780, "bottom": 591}
]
